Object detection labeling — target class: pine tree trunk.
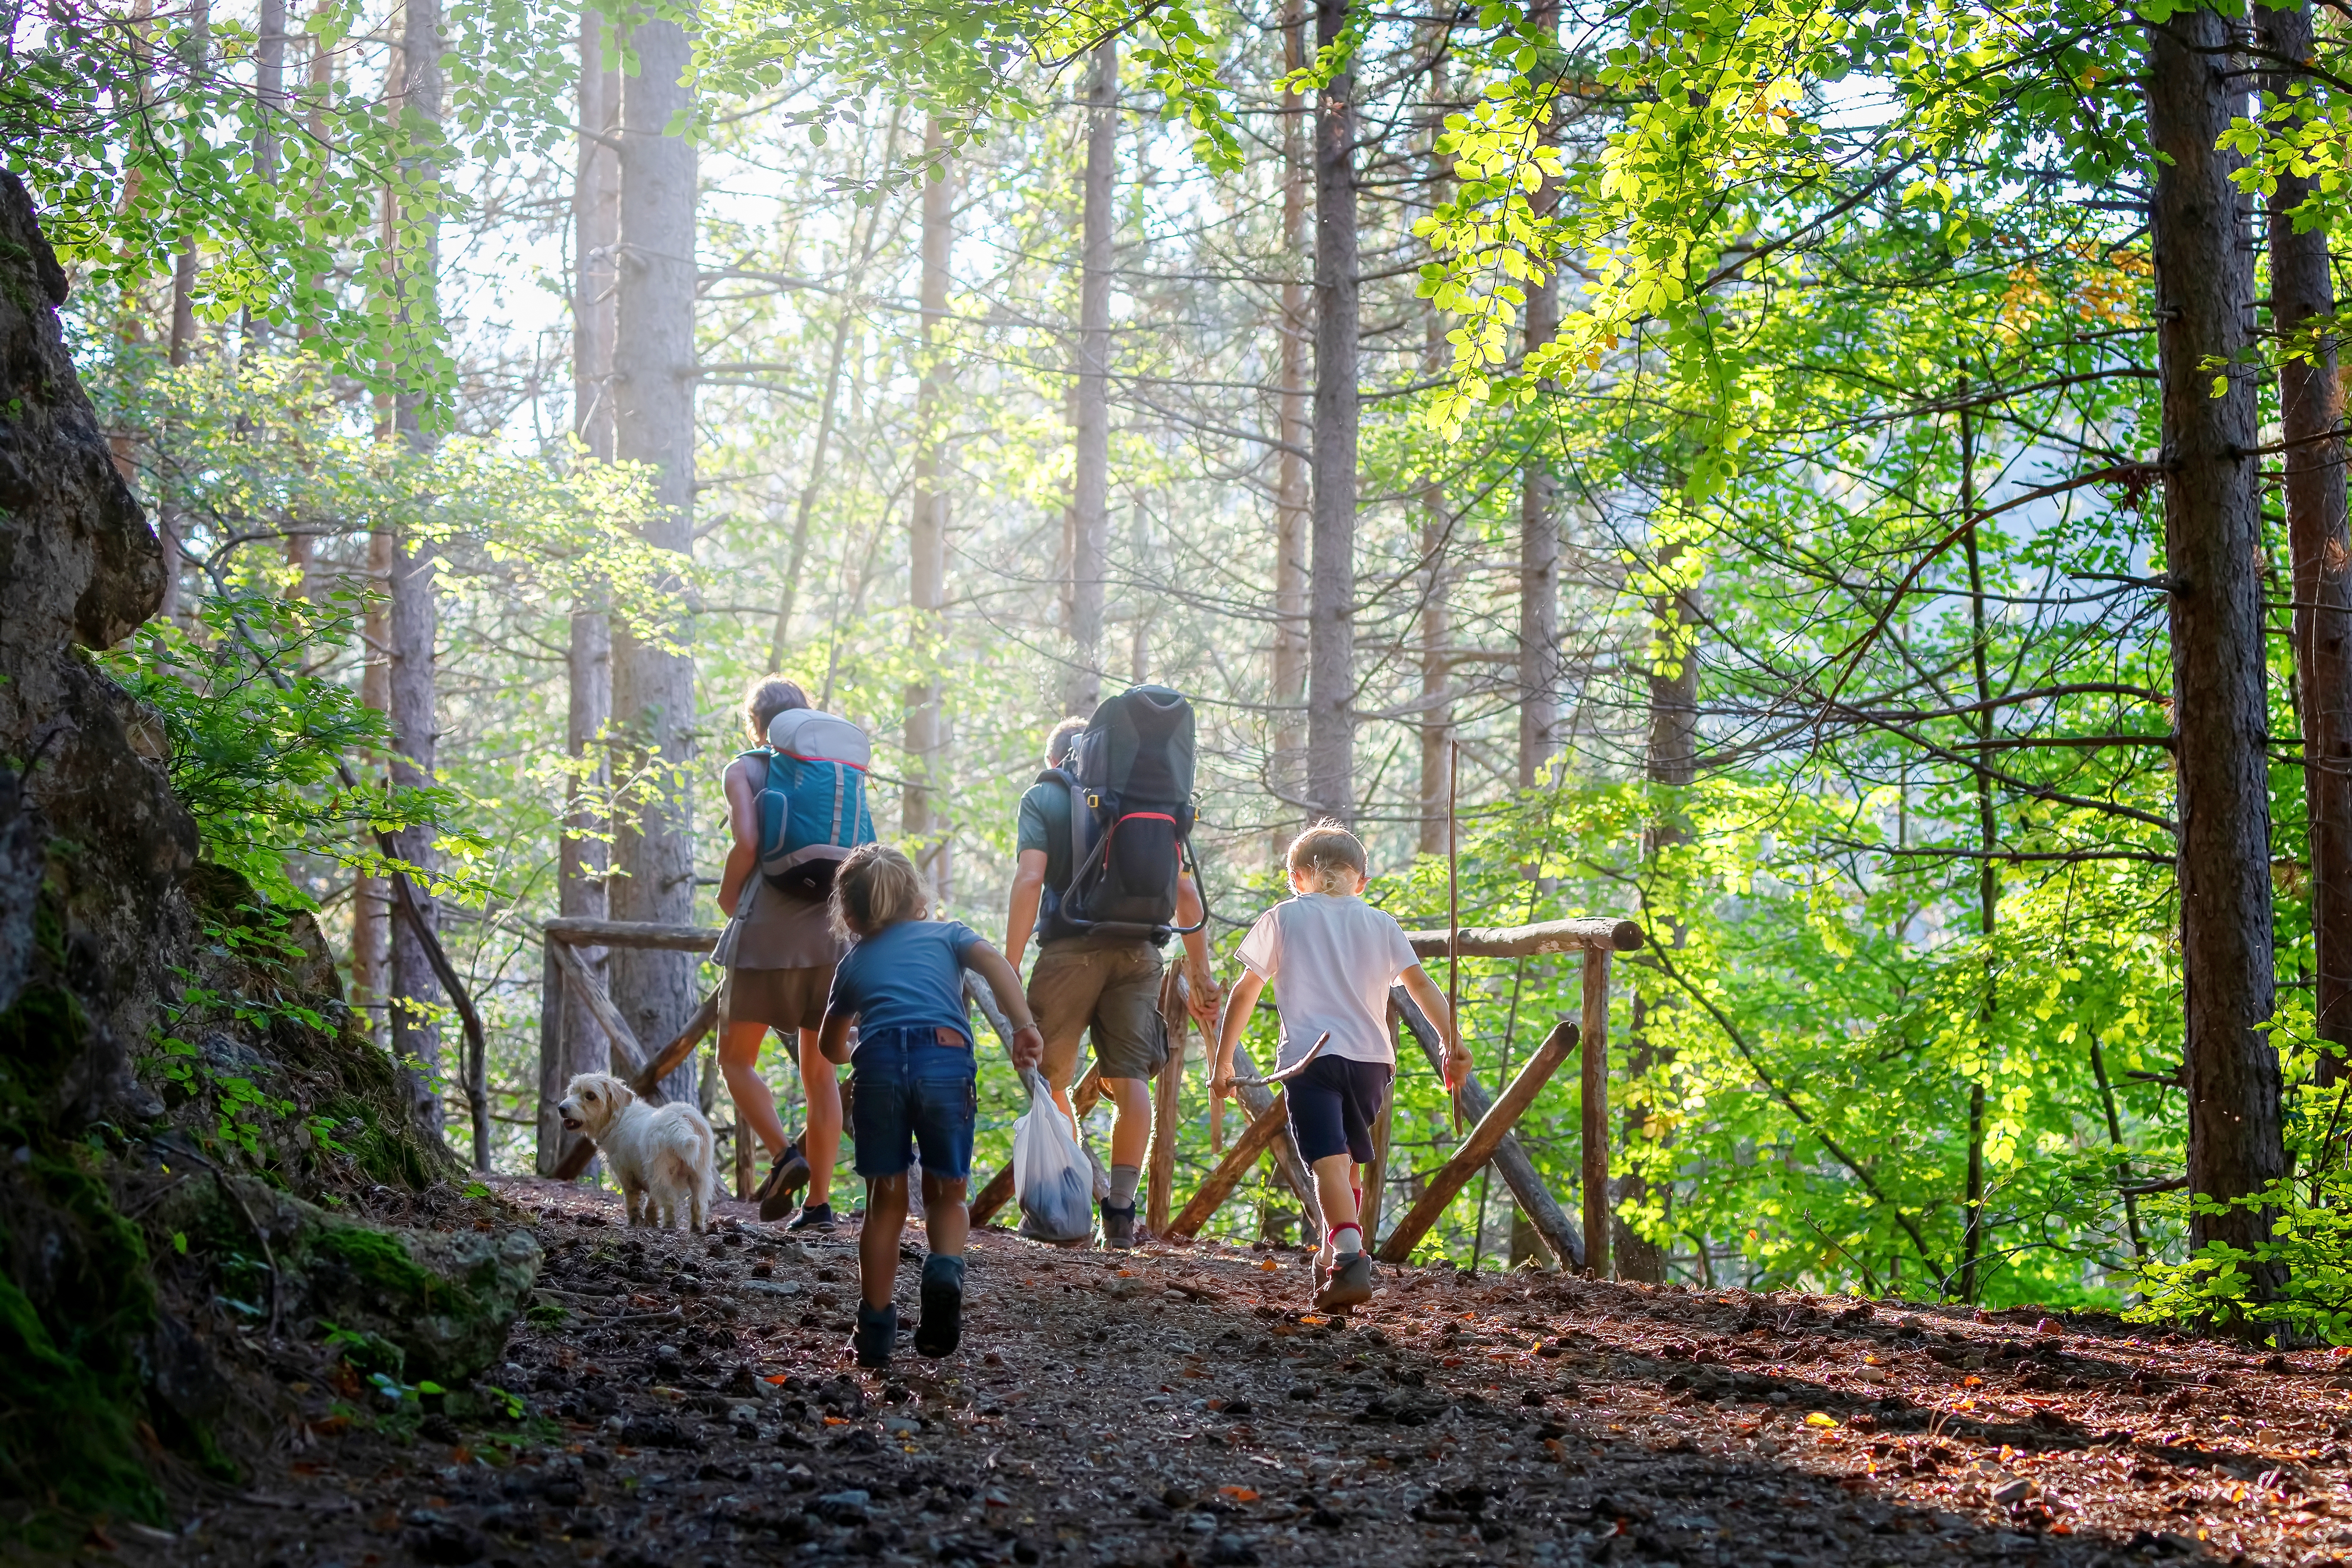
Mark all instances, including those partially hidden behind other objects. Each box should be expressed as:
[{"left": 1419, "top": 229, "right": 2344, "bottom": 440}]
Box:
[
  {"left": 546, "top": 4, "right": 619, "bottom": 1173},
  {"left": 352, "top": 526, "right": 395, "bottom": 1053},
  {"left": 905, "top": 119, "right": 953, "bottom": 889},
  {"left": 1305, "top": 0, "right": 1357, "bottom": 825},
  {"left": 157, "top": 0, "right": 209, "bottom": 621},
  {"left": 1515, "top": 0, "right": 1559, "bottom": 793},
  {"left": 1416, "top": 46, "right": 1450, "bottom": 859},
  {"left": 611, "top": 3, "right": 700, "bottom": 1103},
  {"left": 1618, "top": 542, "right": 1696, "bottom": 1284},
  {"left": 2147, "top": 7, "right": 2286, "bottom": 1308},
  {"left": 388, "top": 0, "right": 448, "bottom": 1140},
  {"left": 2262, "top": 0, "right": 2352, "bottom": 1087},
  {"left": 1271, "top": 0, "right": 1310, "bottom": 854},
  {"left": 1960, "top": 409, "right": 1996, "bottom": 1303},
  {"left": 1066, "top": 43, "right": 1117, "bottom": 718}
]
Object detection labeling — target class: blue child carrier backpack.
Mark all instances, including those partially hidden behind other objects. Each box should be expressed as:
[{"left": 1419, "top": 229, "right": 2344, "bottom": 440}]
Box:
[{"left": 745, "top": 708, "right": 876, "bottom": 898}]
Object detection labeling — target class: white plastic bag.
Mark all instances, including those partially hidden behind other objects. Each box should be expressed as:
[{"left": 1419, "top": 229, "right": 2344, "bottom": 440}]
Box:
[{"left": 1012, "top": 1069, "right": 1094, "bottom": 1244}]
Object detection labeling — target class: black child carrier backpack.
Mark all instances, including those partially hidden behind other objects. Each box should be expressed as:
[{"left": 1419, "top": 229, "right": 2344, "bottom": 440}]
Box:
[{"left": 1037, "top": 684, "right": 1210, "bottom": 946}]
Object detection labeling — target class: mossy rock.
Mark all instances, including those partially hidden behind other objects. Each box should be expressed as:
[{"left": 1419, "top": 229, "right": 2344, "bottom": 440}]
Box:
[{"left": 302, "top": 1217, "right": 541, "bottom": 1385}]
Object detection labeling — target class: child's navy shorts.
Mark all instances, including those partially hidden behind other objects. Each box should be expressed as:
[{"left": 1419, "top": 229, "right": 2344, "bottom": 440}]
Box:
[
  {"left": 849, "top": 1025, "right": 977, "bottom": 1179},
  {"left": 1285, "top": 1055, "right": 1393, "bottom": 1165}
]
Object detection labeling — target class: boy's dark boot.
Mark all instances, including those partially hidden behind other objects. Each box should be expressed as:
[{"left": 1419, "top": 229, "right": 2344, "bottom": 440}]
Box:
[
  {"left": 914, "top": 1254, "right": 965, "bottom": 1359},
  {"left": 1099, "top": 1200, "right": 1138, "bottom": 1250},
  {"left": 853, "top": 1300, "right": 897, "bottom": 1368}
]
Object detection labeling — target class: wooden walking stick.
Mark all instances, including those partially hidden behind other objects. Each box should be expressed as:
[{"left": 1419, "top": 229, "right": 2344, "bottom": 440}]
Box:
[{"left": 1448, "top": 739, "right": 1463, "bottom": 1135}]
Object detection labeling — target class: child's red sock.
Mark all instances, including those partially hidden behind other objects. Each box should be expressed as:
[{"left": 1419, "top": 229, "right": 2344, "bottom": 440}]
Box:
[{"left": 1328, "top": 1222, "right": 1363, "bottom": 1257}]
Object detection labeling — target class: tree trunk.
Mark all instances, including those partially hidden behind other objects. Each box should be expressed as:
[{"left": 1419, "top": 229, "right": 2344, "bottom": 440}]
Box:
[
  {"left": 1066, "top": 42, "right": 1117, "bottom": 717},
  {"left": 297, "top": 0, "right": 332, "bottom": 345},
  {"left": 1618, "top": 540, "right": 1696, "bottom": 1285},
  {"left": 2147, "top": 8, "right": 2286, "bottom": 1308},
  {"left": 1305, "top": 0, "right": 1357, "bottom": 826},
  {"left": 905, "top": 119, "right": 953, "bottom": 890},
  {"left": 1515, "top": 34, "right": 1559, "bottom": 794},
  {"left": 2262, "top": 0, "right": 2352, "bottom": 1088},
  {"left": 610, "top": 2, "right": 700, "bottom": 1104},
  {"left": 157, "top": 0, "right": 209, "bottom": 621},
  {"left": 352, "top": 524, "right": 394, "bottom": 1053},
  {"left": 388, "top": 0, "right": 449, "bottom": 1142},
  {"left": 1271, "top": 0, "right": 1310, "bottom": 855},
  {"left": 1959, "top": 406, "right": 1996, "bottom": 1303},
  {"left": 1416, "top": 45, "right": 1450, "bottom": 859},
  {"left": 546, "top": 4, "right": 620, "bottom": 1174}
]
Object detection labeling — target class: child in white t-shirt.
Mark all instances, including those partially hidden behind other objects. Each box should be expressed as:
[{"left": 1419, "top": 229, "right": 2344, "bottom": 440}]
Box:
[{"left": 1211, "top": 823, "right": 1467, "bottom": 1310}]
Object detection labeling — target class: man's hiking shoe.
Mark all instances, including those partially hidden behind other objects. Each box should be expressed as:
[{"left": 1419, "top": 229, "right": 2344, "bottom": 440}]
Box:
[
  {"left": 914, "top": 1254, "right": 965, "bottom": 1358},
  {"left": 756, "top": 1140, "right": 811, "bottom": 1221},
  {"left": 853, "top": 1301, "right": 897, "bottom": 1368},
  {"left": 1314, "top": 1253, "right": 1375, "bottom": 1312},
  {"left": 1100, "top": 1201, "right": 1138, "bottom": 1250},
  {"left": 787, "top": 1201, "right": 836, "bottom": 1233}
]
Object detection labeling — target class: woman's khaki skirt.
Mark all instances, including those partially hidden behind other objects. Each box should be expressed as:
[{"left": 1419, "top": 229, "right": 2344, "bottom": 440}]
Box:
[{"left": 722, "top": 965, "right": 834, "bottom": 1034}]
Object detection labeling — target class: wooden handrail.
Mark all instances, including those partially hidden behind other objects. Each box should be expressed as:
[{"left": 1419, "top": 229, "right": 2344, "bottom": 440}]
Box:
[
  {"left": 1377, "top": 1018, "right": 1579, "bottom": 1264},
  {"left": 1404, "top": 915, "right": 1644, "bottom": 958},
  {"left": 545, "top": 916, "right": 724, "bottom": 951}
]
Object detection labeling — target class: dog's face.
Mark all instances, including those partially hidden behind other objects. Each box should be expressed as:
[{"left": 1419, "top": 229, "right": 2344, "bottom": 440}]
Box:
[{"left": 558, "top": 1072, "right": 634, "bottom": 1138}]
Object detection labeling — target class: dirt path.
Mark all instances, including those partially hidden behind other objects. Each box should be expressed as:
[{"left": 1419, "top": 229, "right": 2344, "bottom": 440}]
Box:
[{"left": 129, "top": 1177, "right": 2352, "bottom": 1567}]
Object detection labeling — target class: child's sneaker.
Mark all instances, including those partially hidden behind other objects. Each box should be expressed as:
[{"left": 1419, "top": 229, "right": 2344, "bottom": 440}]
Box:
[
  {"left": 787, "top": 1201, "right": 836, "bottom": 1233},
  {"left": 853, "top": 1300, "right": 897, "bottom": 1368},
  {"left": 1314, "top": 1253, "right": 1375, "bottom": 1312},
  {"left": 1100, "top": 1200, "right": 1137, "bottom": 1249},
  {"left": 914, "top": 1254, "right": 965, "bottom": 1358},
  {"left": 755, "top": 1139, "right": 810, "bottom": 1221}
]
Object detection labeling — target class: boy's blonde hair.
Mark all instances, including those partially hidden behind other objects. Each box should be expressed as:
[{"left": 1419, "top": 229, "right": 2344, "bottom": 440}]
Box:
[
  {"left": 1286, "top": 821, "right": 1367, "bottom": 894},
  {"left": 829, "top": 842, "right": 929, "bottom": 939}
]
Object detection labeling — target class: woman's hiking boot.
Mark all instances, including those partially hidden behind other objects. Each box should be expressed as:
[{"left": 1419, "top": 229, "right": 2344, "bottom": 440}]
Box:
[
  {"left": 853, "top": 1300, "right": 897, "bottom": 1368},
  {"left": 914, "top": 1254, "right": 965, "bottom": 1358},
  {"left": 1099, "top": 1200, "right": 1138, "bottom": 1250},
  {"left": 755, "top": 1139, "right": 811, "bottom": 1221},
  {"left": 786, "top": 1201, "right": 835, "bottom": 1233},
  {"left": 1314, "top": 1253, "right": 1375, "bottom": 1312}
]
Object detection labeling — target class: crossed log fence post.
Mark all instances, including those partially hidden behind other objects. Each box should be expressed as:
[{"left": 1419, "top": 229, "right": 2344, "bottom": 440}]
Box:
[{"left": 534, "top": 911, "right": 1643, "bottom": 1274}]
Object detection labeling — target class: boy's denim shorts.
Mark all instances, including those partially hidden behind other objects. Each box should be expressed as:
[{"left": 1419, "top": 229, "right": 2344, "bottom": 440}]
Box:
[{"left": 849, "top": 1024, "right": 978, "bottom": 1180}]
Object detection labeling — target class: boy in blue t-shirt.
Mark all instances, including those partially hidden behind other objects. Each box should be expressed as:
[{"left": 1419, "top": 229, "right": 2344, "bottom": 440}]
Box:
[{"left": 818, "top": 843, "right": 1042, "bottom": 1367}]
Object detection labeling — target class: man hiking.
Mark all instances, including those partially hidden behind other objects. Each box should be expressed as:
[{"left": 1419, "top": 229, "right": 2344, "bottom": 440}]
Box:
[{"left": 1004, "top": 703, "right": 1220, "bottom": 1247}]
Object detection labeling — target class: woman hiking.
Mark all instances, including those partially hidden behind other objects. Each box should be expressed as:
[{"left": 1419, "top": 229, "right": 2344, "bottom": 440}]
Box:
[{"left": 714, "top": 675, "right": 846, "bottom": 1230}]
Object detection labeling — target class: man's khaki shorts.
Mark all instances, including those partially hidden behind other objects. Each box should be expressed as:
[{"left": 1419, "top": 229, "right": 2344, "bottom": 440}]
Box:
[{"left": 1029, "top": 939, "right": 1167, "bottom": 1086}]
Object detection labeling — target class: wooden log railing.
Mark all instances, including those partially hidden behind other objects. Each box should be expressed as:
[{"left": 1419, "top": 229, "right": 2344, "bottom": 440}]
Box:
[
  {"left": 1375, "top": 1018, "right": 1578, "bottom": 1261},
  {"left": 535, "top": 907, "right": 1644, "bottom": 1279}
]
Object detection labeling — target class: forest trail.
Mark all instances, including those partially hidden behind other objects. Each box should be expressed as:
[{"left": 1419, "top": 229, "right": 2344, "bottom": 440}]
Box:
[{"left": 131, "top": 1178, "right": 2352, "bottom": 1568}]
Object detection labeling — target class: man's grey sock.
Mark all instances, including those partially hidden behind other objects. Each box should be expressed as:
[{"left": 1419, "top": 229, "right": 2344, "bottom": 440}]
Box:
[{"left": 1109, "top": 1164, "right": 1141, "bottom": 1209}]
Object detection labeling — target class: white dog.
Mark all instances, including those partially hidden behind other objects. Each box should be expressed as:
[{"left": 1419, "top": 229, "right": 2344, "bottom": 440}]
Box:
[{"left": 558, "top": 1072, "right": 716, "bottom": 1232}]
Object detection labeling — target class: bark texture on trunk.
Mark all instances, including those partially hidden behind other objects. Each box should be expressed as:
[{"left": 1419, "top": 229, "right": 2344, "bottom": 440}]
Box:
[
  {"left": 2262, "top": 0, "right": 2352, "bottom": 1087},
  {"left": 905, "top": 119, "right": 953, "bottom": 891},
  {"left": 1960, "top": 414, "right": 1995, "bottom": 1303},
  {"left": 1516, "top": 0, "right": 1561, "bottom": 791},
  {"left": 1616, "top": 542, "right": 1695, "bottom": 1284},
  {"left": 547, "top": 5, "right": 620, "bottom": 1174},
  {"left": 1067, "top": 42, "right": 1117, "bottom": 718},
  {"left": 1416, "top": 47, "right": 1451, "bottom": 860},
  {"left": 352, "top": 520, "right": 395, "bottom": 1054},
  {"left": 611, "top": 5, "right": 700, "bottom": 1104},
  {"left": 388, "top": 0, "right": 446, "bottom": 1137},
  {"left": 1271, "top": 0, "right": 1310, "bottom": 852},
  {"left": 1305, "top": 0, "right": 1357, "bottom": 826},
  {"left": 2148, "top": 9, "right": 2286, "bottom": 1305}
]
